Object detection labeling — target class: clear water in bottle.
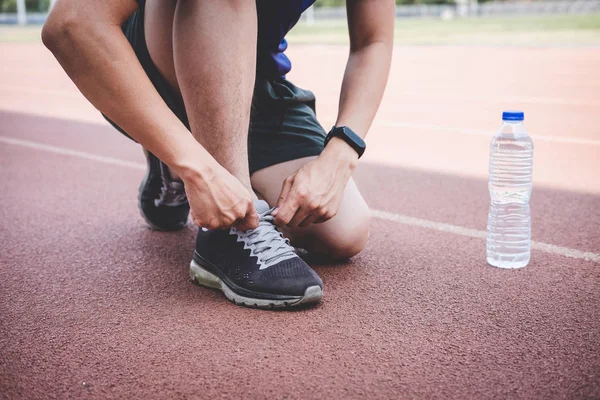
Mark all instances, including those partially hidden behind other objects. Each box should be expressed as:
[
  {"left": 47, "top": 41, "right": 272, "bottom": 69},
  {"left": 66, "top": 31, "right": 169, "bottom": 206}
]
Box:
[{"left": 487, "top": 111, "right": 534, "bottom": 269}]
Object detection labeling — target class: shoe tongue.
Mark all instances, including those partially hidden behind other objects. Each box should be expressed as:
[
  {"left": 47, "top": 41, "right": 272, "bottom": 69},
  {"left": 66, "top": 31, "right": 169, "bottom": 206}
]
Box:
[{"left": 253, "top": 200, "right": 271, "bottom": 214}]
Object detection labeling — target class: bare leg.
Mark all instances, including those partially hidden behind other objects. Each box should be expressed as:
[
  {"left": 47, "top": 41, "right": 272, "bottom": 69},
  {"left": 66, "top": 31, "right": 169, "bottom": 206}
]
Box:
[
  {"left": 144, "top": 0, "right": 181, "bottom": 180},
  {"left": 173, "top": 0, "right": 257, "bottom": 191},
  {"left": 144, "top": 0, "right": 179, "bottom": 94},
  {"left": 251, "top": 157, "right": 371, "bottom": 260},
  {"left": 145, "top": 0, "right": 257, "bottom": 191}
]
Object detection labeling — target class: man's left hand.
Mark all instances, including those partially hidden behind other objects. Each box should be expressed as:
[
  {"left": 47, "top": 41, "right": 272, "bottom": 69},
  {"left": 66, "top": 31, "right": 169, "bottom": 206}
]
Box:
[{"left": 273, "top": 137, "right": 358, "bottom": 228}]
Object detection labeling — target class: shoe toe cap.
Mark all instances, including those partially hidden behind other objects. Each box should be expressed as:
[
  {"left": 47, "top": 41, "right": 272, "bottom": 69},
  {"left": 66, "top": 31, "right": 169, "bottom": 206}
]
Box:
[{"left": 253, "top": 257, "right": 323, "bottom": 297}]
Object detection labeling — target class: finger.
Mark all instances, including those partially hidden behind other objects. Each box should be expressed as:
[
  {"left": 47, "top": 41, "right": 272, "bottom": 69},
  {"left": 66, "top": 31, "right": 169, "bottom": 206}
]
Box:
[
  {"left": 287, "top": 204, "right": 314, "bottom": 228},
  {"left": 274, "top": 203, "right": 299, "bottom": 226},
  {"left": 315, "top": 206, "right": 337, "bottom": 224},
  {"left": 273, "top": 177, "right": 294, "bottom": 216},
  {"left": 191, "top": 211, "right": 203, "bottom": 227},
  {"left": 204, "top": 217, "right": 220, "bottom": 230},
  {"left": 236, "top": 206, "right": 259, "bottom": 232},
  {"left": 274, "top": 195, "right": 300, "bottom": 226},
  {"left": 314, "top": 209, "right": 337, "bottom": 224},
  {"left": 218, "top": 216, "right": 238, "bottom": 230},
  {"left": 298, "top": 213, "right": 320, "bottom": 228}
]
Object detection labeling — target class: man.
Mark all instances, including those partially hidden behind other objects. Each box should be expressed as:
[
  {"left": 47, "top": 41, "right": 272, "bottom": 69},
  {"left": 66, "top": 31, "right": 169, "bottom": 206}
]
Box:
[{"left": 42, "top": 0, "right": 393, "bottom": 309}]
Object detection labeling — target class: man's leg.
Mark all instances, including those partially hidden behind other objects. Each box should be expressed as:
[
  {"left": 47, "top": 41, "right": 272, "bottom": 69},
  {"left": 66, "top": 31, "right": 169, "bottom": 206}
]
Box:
[
  {"left": 144, "top": 1, "right": 179, "bottom": 94},
  {"left": 144, "top": 0, "right": 323, "bottom": 308},
  {"left": 172, "top": 0, "right": 256, "bottom": 190},
  {"left": 247, "top": 77, "right": 370, "bottom": 261},
  {"left": 145, "top": 0, "right": 256, "bottom": 189},
  {"left": 251, "top": 157, "right": 371, "bottom": 260}
]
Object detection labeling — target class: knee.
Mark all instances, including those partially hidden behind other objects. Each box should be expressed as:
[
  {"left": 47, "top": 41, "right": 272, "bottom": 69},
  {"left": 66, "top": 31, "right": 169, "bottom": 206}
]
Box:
[
  {"left": 42, "top": 8, "right": 80, "bottom": 52},
  {"left": 42, "top": 3, "right": 135, "bottom": 53},
  {"left": 320, "top": 211, "right": 371, "bottom": 261},
  {"left": 41, "top": 15, "right": 66, "bottom": 51}
]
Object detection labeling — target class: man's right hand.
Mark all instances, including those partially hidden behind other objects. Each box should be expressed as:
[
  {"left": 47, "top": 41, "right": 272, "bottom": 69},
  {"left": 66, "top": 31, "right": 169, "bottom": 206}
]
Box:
[{"left": 177, "top": 162, "right": 259, "bottom": 232}]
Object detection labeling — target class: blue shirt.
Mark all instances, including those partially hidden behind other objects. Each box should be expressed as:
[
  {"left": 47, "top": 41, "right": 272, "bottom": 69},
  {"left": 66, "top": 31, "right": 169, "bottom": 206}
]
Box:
[{"left": 256, "top": 0, "right": 316, "bottom": 78}]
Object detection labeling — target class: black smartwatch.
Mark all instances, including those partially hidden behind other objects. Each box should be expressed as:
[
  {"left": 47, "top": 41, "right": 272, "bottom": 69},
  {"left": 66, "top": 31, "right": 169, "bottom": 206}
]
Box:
[{"left": 324, "top": 126, "right": 366, "bottom": 159}]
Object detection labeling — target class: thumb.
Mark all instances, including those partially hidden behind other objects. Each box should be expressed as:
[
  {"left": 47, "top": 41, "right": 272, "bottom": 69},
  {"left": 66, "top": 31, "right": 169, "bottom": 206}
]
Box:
[{"left": 236, "top": 205, "right": 259, "bottom": 232}]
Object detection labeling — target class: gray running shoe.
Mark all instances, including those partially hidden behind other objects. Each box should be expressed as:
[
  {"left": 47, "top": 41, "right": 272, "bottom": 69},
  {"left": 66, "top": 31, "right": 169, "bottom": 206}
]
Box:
[{"left": 190, "top": 200, "right": 323, "bottom": 308}]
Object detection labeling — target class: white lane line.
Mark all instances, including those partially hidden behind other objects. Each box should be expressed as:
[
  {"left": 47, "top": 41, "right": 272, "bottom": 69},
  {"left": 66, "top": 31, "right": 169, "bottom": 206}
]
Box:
[
  {"left": 0, "top": 136, "right": 145, "bottom": 171},
  {"left": 319, "top": 116, "right": 600, "bottom": 146},
  {"left": 371, "top": 210, "right": 600, "bottom": 264},
  {"left": 383, "top": 91, "right": 600, "bottom": 107},
  {"left": 2, "top": 135, "right": 599, "bottom": 264},
  {"left": 0, "top": 85, "right": 85, "bottom": 99},
  {"left": 374, "top": 120, "right": 600, "bottom": 146}
]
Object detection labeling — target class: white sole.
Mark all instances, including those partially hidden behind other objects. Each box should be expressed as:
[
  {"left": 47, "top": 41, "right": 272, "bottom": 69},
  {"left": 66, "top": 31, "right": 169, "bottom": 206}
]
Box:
[{"left": 189, "top": 260, "right": 323, "bottom": 309}]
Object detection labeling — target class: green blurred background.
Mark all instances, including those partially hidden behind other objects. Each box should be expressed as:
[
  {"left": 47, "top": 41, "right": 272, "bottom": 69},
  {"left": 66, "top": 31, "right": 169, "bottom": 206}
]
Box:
[{"left": 1, "top": 0, "right": 48, "bottom": 13}]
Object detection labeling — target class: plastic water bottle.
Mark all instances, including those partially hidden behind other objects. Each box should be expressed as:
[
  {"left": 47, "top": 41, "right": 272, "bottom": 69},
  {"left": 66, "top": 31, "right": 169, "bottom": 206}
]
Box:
[{"left": 487, "top": 111, "right": 534, "bottom": 269}]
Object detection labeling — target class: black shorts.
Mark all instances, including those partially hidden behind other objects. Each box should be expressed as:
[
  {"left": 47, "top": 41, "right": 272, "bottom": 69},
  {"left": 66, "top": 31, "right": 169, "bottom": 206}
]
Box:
[{"left": 104, "top": 1, "right": 326, "bottom": 174}]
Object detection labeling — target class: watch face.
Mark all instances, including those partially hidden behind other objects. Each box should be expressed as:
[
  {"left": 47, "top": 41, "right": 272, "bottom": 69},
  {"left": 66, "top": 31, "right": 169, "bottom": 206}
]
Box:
[
  {"left": 344, "top": 127, "right": 365, "bottom": 147},
  {"left": 327, "top": 126, "right": 366, "bottom": 158}
]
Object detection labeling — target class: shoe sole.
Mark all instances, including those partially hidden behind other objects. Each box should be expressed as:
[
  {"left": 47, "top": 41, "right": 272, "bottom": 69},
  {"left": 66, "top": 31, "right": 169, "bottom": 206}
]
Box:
[
  {"left": 189, "top": 260, "right": 323, "bottom": 309},
  {"left": 138, "top": 150, "right": 187, "bottom": 232}
]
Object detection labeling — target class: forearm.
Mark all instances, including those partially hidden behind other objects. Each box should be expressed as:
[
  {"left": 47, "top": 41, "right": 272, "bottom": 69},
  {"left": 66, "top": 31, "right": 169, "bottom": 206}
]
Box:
[
  {"left": 320, "top": 40, "right": 392, "bottom": 170},
  {"left": 42, "top": 4, "right": 214, "bottom": 176},
  {"left": 273, "top": 2, "right": 394, "bottom": 227},
  {"left": 335, "top": 41, "right": 393, "bottom": 138},
  {"left": 324, "top": 0, "right": 394, "bottom": 166}
]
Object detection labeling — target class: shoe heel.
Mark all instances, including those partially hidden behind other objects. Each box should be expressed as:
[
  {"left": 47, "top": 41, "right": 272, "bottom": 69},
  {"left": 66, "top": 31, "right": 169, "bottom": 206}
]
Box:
[{"left": 189, "top": 260, "right": 222, "bottom": 290}]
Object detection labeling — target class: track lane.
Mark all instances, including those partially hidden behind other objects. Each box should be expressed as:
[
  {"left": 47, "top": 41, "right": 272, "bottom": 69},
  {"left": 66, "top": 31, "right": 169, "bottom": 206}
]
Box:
[
  {"left": 1, "top": 145, "right": 599, "bottom": 399},
  {"left": 1, "top": 42, "right": 600, "bottom": 399},
  {"left": 2, "top": 125, "right": 599, "bottom": 255}
]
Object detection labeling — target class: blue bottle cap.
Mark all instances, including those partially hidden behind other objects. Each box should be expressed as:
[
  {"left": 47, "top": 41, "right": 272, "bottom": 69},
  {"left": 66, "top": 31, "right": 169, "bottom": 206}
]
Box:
[{"left": 502, "top": 111, "right": 524, "bottom": 121}]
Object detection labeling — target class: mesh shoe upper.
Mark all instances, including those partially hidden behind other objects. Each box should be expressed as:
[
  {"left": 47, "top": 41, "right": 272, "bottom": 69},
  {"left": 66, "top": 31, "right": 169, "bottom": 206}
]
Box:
[{"left": 193, "top": 200, "right": 322, "bottom": 298}]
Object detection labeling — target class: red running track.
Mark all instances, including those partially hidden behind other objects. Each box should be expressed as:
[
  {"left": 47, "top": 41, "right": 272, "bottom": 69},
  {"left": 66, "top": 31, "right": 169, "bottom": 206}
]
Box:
[{"left": 1, "top": 43, "right": 599, "bottom": 399}]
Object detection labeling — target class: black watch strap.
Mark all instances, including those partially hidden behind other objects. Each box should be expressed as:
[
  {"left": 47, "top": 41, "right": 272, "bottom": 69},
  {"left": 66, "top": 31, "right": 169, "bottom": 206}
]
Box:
[{"left": 324, "top": 126, "right": 366, "bottom": 158}]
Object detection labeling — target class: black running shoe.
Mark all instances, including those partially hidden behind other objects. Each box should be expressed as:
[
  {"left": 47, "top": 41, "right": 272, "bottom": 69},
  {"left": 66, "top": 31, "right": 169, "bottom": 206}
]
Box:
[
  {"left": 190, "top": 200, "right": 323, "bottom": 308},
  {"left": 138, "top": 150, "right": 190, "bottom": 231}
]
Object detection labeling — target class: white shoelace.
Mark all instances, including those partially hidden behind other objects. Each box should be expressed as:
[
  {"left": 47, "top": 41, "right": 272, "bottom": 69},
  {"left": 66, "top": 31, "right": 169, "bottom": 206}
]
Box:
[{"left": 232, "top": 207, "right": 296, "bottom": 269}]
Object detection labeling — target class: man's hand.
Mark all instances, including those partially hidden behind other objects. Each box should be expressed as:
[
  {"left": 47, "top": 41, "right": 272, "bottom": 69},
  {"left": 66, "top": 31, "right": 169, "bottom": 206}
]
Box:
[
  {"left": 273, "top": 137, "right": 358, "bottom": 228},
  {"left": 177, "top": 162, "right": 259, "bottom": 231}
]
